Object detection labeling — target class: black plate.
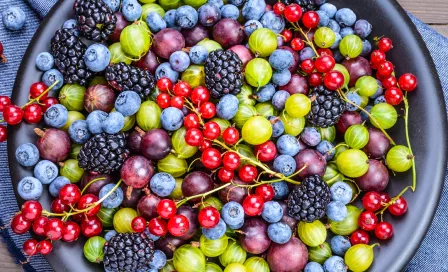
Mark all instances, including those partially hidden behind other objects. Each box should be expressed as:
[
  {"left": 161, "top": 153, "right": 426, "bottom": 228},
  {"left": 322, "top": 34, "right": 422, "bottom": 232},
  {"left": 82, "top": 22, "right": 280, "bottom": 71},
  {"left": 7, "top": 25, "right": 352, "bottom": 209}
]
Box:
[{"left": 8, "top": 0, "right": 448, "bottom": 271}]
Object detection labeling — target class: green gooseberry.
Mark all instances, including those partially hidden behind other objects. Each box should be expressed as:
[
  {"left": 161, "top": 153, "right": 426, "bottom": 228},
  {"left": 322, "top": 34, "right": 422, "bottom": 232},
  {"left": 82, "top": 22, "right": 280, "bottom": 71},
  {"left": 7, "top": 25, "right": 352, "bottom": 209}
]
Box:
[
  {"left": 199, "top": 235, "right": 228, "bottom": 257},
  {"left": 339, "top": 35, "right": 363, "bottom": 59},
  {"left": 370, "top": 103, "right": 398, "bottom": 130},
  {"left": 197, "top": 39, "right": 223, "bottom": 53},
  {"left": 232, "top": 104, "right": 258, "bottom": 128},
  {"left": 120, "top": 24, "right": 151, "bottom": 58},
  {"left": 336, "top": 149, "right": 369, "bottom": 178},
  {"left": 136, "top": 101, "right": 161, "bottom": 131},
  {"left": 89, "top": 76, "right": 107, "bottom": 86},
  {"left": 355, "top": 76, "right": 379, "bottom": 97},
  {"left": 245, "top": 58, "right": 272, "bottom": 87},
  {"left": 142, "top": 3, "right": 166, "bottom": 20},
  {"left": 345, "top": 244, "right": 377, "bottom": 272},
  {"left": 319, "top": 126, "right": 336, "bottom": 142},
  {"left": 344, "top": 124, "right": 369, "bottom": 149},
  {"left": 172, "top": 127, "right": 199, "bottom": 159},
  {"left": 59, "top": 84, "right": 86, "bottom": 111},
  {"left": 61, "top": 111, "right": 85, "bottom": 131},
  {"left": 219, "top": 241, "right": 247, "bottom": 267},
  {"left": 314, "top": 27, "right": 336, "bottom": 48},
  {"left": 199, "top": 196, "right": 223, "bottom": 211},
  {"left": 69, "top": 144, "right": 82, "bottom": 159},
  {"left": 244, "top": 257, "right": 269, "bottom": 272},
  {"left": 181, "top": 65, "right": 205, "bottom": 88},
  {"left": 386, "top": 145, "right": 413, "bottom": 172},
  {"left": 280, "top": 110, "right": 305, "bottom": 136},
  {"left": 173, "top": 245, "right": 206, "bottom": 272},
  {"left": 169, "top": 178, "right": 183, "bottom": 199},
  {"left": 113, "top": 208, "right": 138, "bottom": 233},
  {"left": 157, "top": 154, "right": 188, "bottom": 177},
  {"left": 109, "top": 43, "right": 132, "bottom": 65},
  {"left": 60, "top": 159, "right": 84, "bottom": 183},
  {"left": 248, "top": 28, "right": 277, "bottom": 57},
  {"left": 83, "top": 236, "right": 106, "bottom": 263},
  {"left": 97, "top": 207, "right": 118, "bottom": 228},
  {"left": 329, "top": 205, "right": 362, "bottom": 235},
  {"left": 205, "top": 262, "right": 223, "bottom": 272},
  {"left": 255, "top": 102, "right": 277, "bottom": 118},
  {"left": 309, "top": 242, "right": 332, "bottom": 264},
  {"left": 236, "top": 84, "right": 256, "bottom": 106},
  {"left": 333, "top": 64, "right": 350, "bottom": 87},
  {"left": 297, "top": 220, "right": 327, "bottom": 247}
]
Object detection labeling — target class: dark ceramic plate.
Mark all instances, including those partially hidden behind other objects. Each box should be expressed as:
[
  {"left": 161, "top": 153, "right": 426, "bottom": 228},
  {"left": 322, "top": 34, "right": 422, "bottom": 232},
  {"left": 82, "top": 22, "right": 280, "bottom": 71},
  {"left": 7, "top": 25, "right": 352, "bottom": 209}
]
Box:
[{"left": 8, "top": 0, "right": 447, "bottom": 271}]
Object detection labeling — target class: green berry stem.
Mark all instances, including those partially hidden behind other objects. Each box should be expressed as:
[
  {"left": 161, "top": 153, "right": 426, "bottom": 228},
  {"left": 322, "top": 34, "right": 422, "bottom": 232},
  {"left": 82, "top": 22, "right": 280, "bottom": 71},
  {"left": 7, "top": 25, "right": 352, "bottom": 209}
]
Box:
[
  {"left": 184, "top": 98, "right": 205, "bottom": 127},
  {"left": 403, "top": 94, "right": 416, "bottom": 192},
  {"left": 175, "top": 182, "right": 232, "bottom": 208},
  {"left": 235, "top": 164, "right": 308, "bottom": 189},
  {"left": 22, "top": 80, "right": 60, "bottom": 109},
  {"left": 343, "top": 178, "right": 361, "bottom": 202},
  {"left": 291, "top": 23, "right": 320, "bottom": 57}
]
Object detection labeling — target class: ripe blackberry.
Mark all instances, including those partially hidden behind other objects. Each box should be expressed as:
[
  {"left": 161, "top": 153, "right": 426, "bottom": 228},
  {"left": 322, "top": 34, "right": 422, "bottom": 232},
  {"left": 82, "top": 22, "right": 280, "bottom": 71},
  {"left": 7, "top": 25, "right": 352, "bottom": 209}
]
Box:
[
  {"left": 287, "top": 174, "right": 331, "bottom": 222},
  {"left": 51, "top": 28, "right": 93, "bottom": 86},
  {"left": 74, "top": 0, "right": 117, "bottom": 42},
  {"left": 297, "top": 0, "right": 316, "bottom": 13},
  {"left": 78, "top": 133, "right": 130, "bottom": 174},
  {"left": 306, "top": 85, "right": 345, "bottom": 128},
  {"left": 105, "top": 63, "right": 156, "bottom": 100},
  {"left": 205, "top": 49, "right": 244, "bottom": 99},
  {"left": 103, "top": 232, "right": 155, "bottom": 272}
]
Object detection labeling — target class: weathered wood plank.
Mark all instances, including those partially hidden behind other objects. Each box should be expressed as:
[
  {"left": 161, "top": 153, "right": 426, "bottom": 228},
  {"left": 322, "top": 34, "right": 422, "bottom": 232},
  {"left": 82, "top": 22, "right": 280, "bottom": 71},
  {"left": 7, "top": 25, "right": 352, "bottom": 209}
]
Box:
[
  {"left": 397, "top": 0, "right": 448, "bottom": 24},
  {"left": 0, "top": 245, "right": 22, "bottom": 271}
]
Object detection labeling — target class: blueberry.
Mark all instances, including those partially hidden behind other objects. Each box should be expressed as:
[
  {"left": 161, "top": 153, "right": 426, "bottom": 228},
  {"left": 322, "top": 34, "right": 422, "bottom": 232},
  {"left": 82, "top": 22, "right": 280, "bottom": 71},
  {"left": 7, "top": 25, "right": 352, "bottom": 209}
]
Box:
[
  {"left": 49, "top": 176, "right": 70, "bottom": 198},
  {"left": 169, "top": 51, "right": 190, "bottom": 72},
  {"left": 272, "top": 69, "right": 291, "bottom": 86},
  {"left": 102, "top": 111, "right": 125, "bottom": 134},
  {"left": 221, "top": 201, "right": 244, "bottom": 226},
  {"left": 2, "top": 7, "right": 26, "bottom": 31},
  {"left": 374, "top": 95, "right": 386, "bottom": 104},
  {"left": 105, "top": 230, "right": 118, "bottom": 242},
  {"left": 189, "top": 45, "right": 208, "bottom": 65},
  {"left": 229, "top": 0, "right": 244, "bottom": 7},
  {"left": 354, "top": 19, "right": 372, "bottom": 39},
  {"left": 42, "top": 69, "right": 64, "bottom": 90},
  {"left": 361, "top": 39, "right": 372, "bottom": 57},
  {"left": 17, "top": 177, "right": 43, "bottom": 200},
  {"left": 260, "top": 11, "right": 285, "bottom": 34},
  {"left": 332, "top": 49, "right": 344, "bottom": 62},
  {"left": 122, "top": 0, "right": 143, "bottom": 22},
  {"left": 44, "top": 104, "right": 68, "bottom": 128},
  {"left": 277, "top": 36, "right": 284, "bottom": 47},
  {"left": 255, "top": 84, "right": 276, "bottom": 102},
  {"left": 149, "top": 250, "right": 167, "bottom": 269},
  {"left": 69, "top": 120, "right": 91, "bottom": 144},
  {"left": 216, "top": 94, "right": 239, "bottom": 120},
  {"left": 115, "top": 91, "right": 142, "bottom": 116},
  {"left": 261, "top": 201, "right": 283, "bottom": 223},
  {"left": 305, "top": 262, "right": 324, "bottom": 272},
  {"left": 271, "top": 90, "right": 290, "bottom": 111},
  {"left": 144, "top": 228, "right": 161, "bottom": 241},
  {"left": 198, "top": 4, "right": 221, "bottom": 27},
  {"left": 271, "top": 181, "right": 289, "bottom": 200},
  {"left": 276, "top": 134, "right": 301, "bottom": 156},
  {"left": 299, "top": 47, "right": 316, "bottom": 61},
  {"left": 164, "top": 10, "right": 177, "bottom": 28},
  {"left": 15, "top": 143, "right": 39, "bottom": 167},
  {"left": 330, "top": 33, "right": 342, "bottom": 49},
  {"left": 323, "top": 256, "right": 347, "bottom": 272},
  {"left": 160, "top": 107, "right": 184, "bottom": 131},
  {"left": 316, "top": 10, "right": 330, "bottom": 27},
  {"left": 345, "top": 92, "right": 361, "bottom": 111},
  {"left": 267, "top": 116, "right": 284, "bottom": 137},
  {"left": 267, "top": 222, "right": 292, "bottom": 244},
  {"left": 146, "top": 12, "right": 166, "bottom": 33},
  {"left": 84, "top": 44, "right": 111, "bottom": 72},
  {"left": 269, "top": 50, "right": 294, "bottom": 71},
  {"left": 34, "top": 160, "right": 58, "bottom": 185},
  {"left": 62, "top": 19, "right": 77, "bottom": 30},
  {"left": 150, "top": 172, "right": 176, "bottom": 197},
  {"left": 330, "top": 181, "right": 353, "bottom": 204},
  {"left": 242, "top": 0, "right": 266, "bottom": 21},
  {"left": 314, "top": 0, "right": 327, "bottom": 4},
  {"left": 339, "top": 27, "right": 354, "bottom": 39},
  {"left": 175, "top": 6, "right": 198, "bottom": 29},
  {"left": 202, "top": 218, "right": 226, "bottom": 240},
  {"left": 155, "top": 62, "right": 179, "bottom": 83},
  {"left": 301, "top": 127, "right": 321, "bottom": 147},
  {"left": 228, "top": 221, "right": 244, "bottom": 230},
  {"left": 99, "top": 183, "right": 124, "bottom": 208},
  {"left": 320, "top": 3, "right": 337, "bottom": 18},
  {"left": 273, "top": 155, "right": 296, "bottom": 176},
  {"left": 221, "top": 4, "right": 239, "bottom": 20},
  {"left": 35, "top": 52, "right": 54, "bottom": 71},
  {"left": 360, "top": 105, "right": 373, "bottom": 121},
  {"left": 330, "top": 236, "right": 351, "bottom": 256},
  {"left": 208, "top": 0, "right": 224, "bottom": 9},
  {"left": 103, "top": 0, "right": 120, "bottom": 11},
  {"left": 243, "top": 20, "right": 262, "bottom": 36},
  {"left": 327, "top": 19, "right": 340, "bottom": 33},
  {"left": 335, "top": 8, "right": 356, "bottom": 27},
  {"left": 316, "top": 140, "right": 335, "bottom": 161},
  {"left": 326, "top": 201, "right": 348, "bottom": 222},
  {"left": 86, "top": 110, "right": 108, "bottom": 134}
]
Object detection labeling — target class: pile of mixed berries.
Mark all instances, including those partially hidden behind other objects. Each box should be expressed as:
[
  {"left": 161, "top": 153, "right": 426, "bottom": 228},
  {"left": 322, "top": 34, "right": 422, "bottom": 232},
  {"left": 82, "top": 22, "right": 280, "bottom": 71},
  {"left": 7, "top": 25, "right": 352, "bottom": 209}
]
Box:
[{"left": 1, "top": 0, "right": 419, "bottom": 271}]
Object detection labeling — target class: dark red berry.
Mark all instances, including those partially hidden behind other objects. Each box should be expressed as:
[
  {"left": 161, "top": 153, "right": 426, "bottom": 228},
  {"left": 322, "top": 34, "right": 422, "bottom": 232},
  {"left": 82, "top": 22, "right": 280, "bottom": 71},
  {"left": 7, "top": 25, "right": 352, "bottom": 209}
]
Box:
[
  {"left": 81, "top": 216, "right": 103, "bottom": 237},
  {"left": 281, "top": 29, "right": 292, "bottom": 42},
  {"left": 199, "top": 102, "right": 216, "bottom": 119},
  {"left": 3, "top": 105, "right": 23, "bottom": 125},
  {"left": 222, "top": 127, "right": 239, "bottom": 145},
  {"left": 324, "top": 70, "right": 345, "bottom": 90},
  {"left": 0, "top": 96, "right": 11, "bottom": 112},
  {"left": 201, "top": 148, "right": 222, "bottom": 169},
  {"left": 223, "top": 152, "right": 240, "bottom": 171},
  {"left": 32, "top": 216, "right": 48, "bottom": 236},
  {"left": 291, "top": 38, "right": 305, "bottom": 51},
  {"left": 315, "top": 56, "right": 336, "bottom": 73},
  {"left": 131, "top": 216, "right": 147, "bottom": 233},
  {"left": 218, "top": 168, "right": 234, "bottom": 183},
  {"left": 45, "top": 218, "right": 64, "bottom": 240},
  {"left": 203, "top": 121, "right": 221, "bottom": 140},
  {"left": 382, "top": 76, "right": 397, "bottom": 89},
  {"left": 157, "top": 199, "right": 177, "bottom": 219},
  {"left": 362, "top": 191, "right": 382, "bottom": 212},
  {"left": 24, "top": 104, "right": 43, "bottom": 124},
  {"left": 0, "top": 125, "right": 6, "bottom": 142},
  {"left": 350, "top": 230, "right": 370, "bottom": 245},
  {"left": 148, "top": 217, "right": 168, "bottom": 236},
  {"left": 254, "top": 141, "right": 277, "bottom": 162},
  {"left": 191, "top": 86, "right": 210, "bottom": 104},
  {"left": 370, "top": 50, "right": 386, "bottom": 64},
  {"left": 185, "top": 128, "right": 204, "bottom": 147},
  {"left": 11, "top": 214, "right": 31, "bottom": 235},
  {"left": 198, "top": 207, "right": 220, "bottom": 229},
  {"left": 36, "top": 240, "right": 53, "bottom": 255},
  {"left": 377, "top": 37, "right": 393, "bottom": 52},
  {"left": 302, "top": 11, "right": 320, "bottom": 29},
  {"left": 157, "top": 93, "right": 171, "bottom": 109},
  {"left": 21, "top": 200, "right": 43, "bottom": 221},
  {"left": 284, "top": 4, "right": 302, "bottom": 23},
  {"left": 398, "top": 73, "right": 418, "bottom": 92},
  {"left": 59, "top": 184, "right": 82, "bottom": 206},
  {"left": 23, "top": 239, "right": 38, "bottom": 256},
  {"left": 157, "top": 77, "right": 173, "bottom": 92},
  {"left": 41, "top": 97, "right": 59, "bottom": 112},
  {"left": 29, "top": 82, "right": 48, "bottom": 99},
  {"left": 388, "top": 196, "right": 408, "bottom": 216},
  {"left": 377, "top": 61, "right": 394, "bottom": 77},
  {"left": 358, "top": 211, "right": 378, "bottom": 231},
  {"left": 273, "top": 2, "right": 285, "bottom": 15},
  {"left": 375, "top": 221, "right": 393, "bottom": 240},
  {"left": 168, "top": 214, "right": 190, "bottom": 237},
  {"left": 301, "top": 59, "right": 315, "bottom": 74},
  {"left": 309, "top": 72, "right": 324, "bottom": 87},
  {"left": 242, "top": 195, "right": 264, "bottom": 216},
  {"left": 77, "top": 194, "right": 101, "bottom": 217},
  {"left": 62, "top": 221, "right": 81, "bottom": 242},
  {"left": 255, "top": 184, "right": 275, "bottom": 202},
  {"left": 238, "top": 164, "right": 258, "bottom": 183},
  {"left": 51, "top": 198, "right": 68, "bottom": 213},
  {"left": 170, "top": 96, "right": 185, "bottom": 109},
  {"left": 199, "top": 139, "right": 212, "bottom": 152},
  {"left": 184, "top": 113, "right": 200, "bottom": 129},
  {"left": 385, "top": 87, "right": 403, "bottom": 105}
]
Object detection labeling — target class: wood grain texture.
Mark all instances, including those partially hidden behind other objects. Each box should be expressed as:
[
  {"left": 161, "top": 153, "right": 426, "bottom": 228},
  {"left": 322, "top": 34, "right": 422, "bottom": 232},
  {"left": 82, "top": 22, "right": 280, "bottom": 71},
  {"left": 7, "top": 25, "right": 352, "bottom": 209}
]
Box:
[{"left": 0, "top": 0, "right": 446, "bottom": 270}]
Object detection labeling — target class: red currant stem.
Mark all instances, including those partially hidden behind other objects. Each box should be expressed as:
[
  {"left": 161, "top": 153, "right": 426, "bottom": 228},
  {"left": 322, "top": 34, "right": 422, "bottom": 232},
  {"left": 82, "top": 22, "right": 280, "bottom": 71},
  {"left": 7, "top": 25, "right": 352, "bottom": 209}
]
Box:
[
  {"left": 403, "top": 94, "right": 416, "bottom": 192},
  {"left": 376, "top": 185, "right": 413, "bottom": 219},
  {"left": 21, "top": 80, "right": 60, "bottom": 109},
  {"left": 291, "top": 23, "right": 320, "bottom": 57},
  {"left": 175, "top": 182, "right": 232, "bottom": 208},
  {"left": 343, "top": 178, "right": 361, "bottom": 202},
  {"left": 235, "top": 164, "right": 308, "bottom": 188},
  {"left": 135, "top": 126, "right": 145, "bottom": 136},
  {"left": 187, "top": 157, "right": 201, "bottom": 172},
  {"left": 327, "top": 143, "right": 348, "bottom": 156},
  {"left": 184, "top": 99, "right": 205, "bottom": 127},
  {"left": 371, "top": 243, "right": 380, "bottom": 249},
  {"left": 337, "top": 89, "right": 396, "bottom": 145}
]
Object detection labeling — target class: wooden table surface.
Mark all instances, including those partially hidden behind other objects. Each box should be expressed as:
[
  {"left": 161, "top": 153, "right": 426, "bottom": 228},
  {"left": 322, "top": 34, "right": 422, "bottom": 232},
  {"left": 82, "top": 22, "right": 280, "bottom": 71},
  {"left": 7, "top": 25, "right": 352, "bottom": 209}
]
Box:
[{"left": 1, "top": 0, "right": 447, "bottom": 271}]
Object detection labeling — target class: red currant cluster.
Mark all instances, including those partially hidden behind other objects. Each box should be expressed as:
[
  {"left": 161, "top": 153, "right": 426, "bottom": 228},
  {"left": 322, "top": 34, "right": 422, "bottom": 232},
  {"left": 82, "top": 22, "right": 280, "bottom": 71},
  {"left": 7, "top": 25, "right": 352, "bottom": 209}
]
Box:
[{"left": 144, "top": 199, "right": 190, "bottom": 237}]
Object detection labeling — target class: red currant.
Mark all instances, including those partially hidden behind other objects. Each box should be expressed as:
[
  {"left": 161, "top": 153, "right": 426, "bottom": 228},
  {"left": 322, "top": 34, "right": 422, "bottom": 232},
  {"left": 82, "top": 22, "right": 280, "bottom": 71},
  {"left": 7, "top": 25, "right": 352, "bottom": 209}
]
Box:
[
  {"left": 62, "top": 221, "right": 81, "bottom": 242},
  {"left": 242, "top": 195, "right": 264, "bottom": 216},
  {"left": 291, "top": 38, "right": 305, "bottom": 51},
  {"left": 81, "top": 216, "right": 103, "bottom": 237},
  {"left": 199, "top": 102, "right": 216, "bottom": 119},
  {"left": 350, "top": 230, "right": 370, "bottom": 245},
  {"left": 315, "top": 56, "right": 336, "bottom": 73},
  {"left": 131, "top": 216, "right": 147, "bottom": 233},
  {"left": 388, "top": 196, "right": 408, "bottom": 216},
  {"left": 201, "top": 148, "right": 222, "bottom": 169},
  {"left": 358, "top": 211, "right": 378, "bottom": 231},
  {"left": 21, "top": 200, "right": 42, "bottom": 221},
  {"left": 51, "top": 198, "right": 68, "bottom": 213},
  {"left": 222, "top": 127, "right": 239, "bottom": 145},
  {"left": 398, "top": 73, "right": 418, "bottom": 92},
  {"left": 157, "top": 199, "right": 177, "bottom": 219},
  {"left": 199, "top": 139, "right": 212, "bottom": 152},
  {"left": 301, "top": 59, "right": 315, "bottom": 74},
  {"left": 45, "top": 218, "right": 64, "bottom": 240},
  {"left": 238, "top": 165, "right": 258, "bottom": 183},
  {"left": 157, "top": 77, "right": 173, "bottom": 92},
  {"left": 255, "top": 184, "right": 275, "bottom": 202},
  {"left": 171, "top": 96, "right": 185, "bottom": 109},
  {"left": 41, "top": 97, "right": 58, "bottom": 112},
  {"left": 77, "top": 194, "right": 101, "bottom": 217},
  {"left": 385, "top": 87, "right": 403, "bottom": 105},
  {"left": 223, "top": 152, "right": 241, "bottom": 171},
  {"left": 198, "top": 207, "right": 220, "bottom": 229},
  {"left": 0, "top": 125, "right": 6, "bottom": 142},
  {"left": 281, "top": 29, "right": 292, "bottom": 42},
  {"left": 59, "top": 184, "right": 82, "bottom": 206},
  {"left": 24, "top": 104, "right": 43, "bottom": 124},
  {"left": 218, "top": 168, "right": 234, "bottom": 183},
  {"left": 168, "top": 214, "right": 190, "bottom": 237},
  {"left": 382, "top": 76, "right": 397, "bottom": 89},
  {"left": 173, "top": 81, "right": 192, "bottom": 97},
  {"left": 185, "top": 128, "right": 204, "bottom": 147},
  {"left": 302, "top": 11, "right": 320, "bottom": 29},
  {"left": 284, "top": 4, "right": 302, "bottom": 23},
  {"left": 273, "top": 2, "right": 285, "bottom": 15},
  {"left": 184, "top": 113, "right": 200, "bottom": 129},
  {"left": 11, "top": 214, "right": 31, "bottom": 234},
  {"left": 317, "top": 48, "right": 333, "bottom": 57},
  {"left": 156, "top": 93, "right": 171, "bottom": 109},
  {"left": 0, "top": 42, "right": 5, "bottom": 63},
  {"left": 370, "top": 50, "right": 386, "bottom": 64},
  {"left": 0, "top": 96, "right": 11, "bottom": 112},
  {"left": 36, "top": 240, "right": 53, "bottom": 255},
  {"left": 29, "top": 82, "right": 48, "bottom": 99},
  {"left": 254, "top": 141, "right": 277, "bottom": 162},
  {"left": 377, "top": 61, "right": 394, "bottom": 77},
  {"left": 379, "top": 192, "right": 391, "bottom": 206},
  {"left": 148, "top": 217, "right": 168, "bottom": 236},
  {"left": 203, "top": 121, "right": 221, "bottom": 140},
  {"left": 362, "top": 191, "right": 382, "bottom": 212},
  {"left": 23, "top": 239, "right": 39, "bottom": 256},
  {"left": 191, "top": 86, "right": 210, "bottom": 104},
  {"left": 375, "top": 221, "right": 394, "bottom": 240},
  {"left": 324, "top": 70, "right": 345, "bottom": 90},
  {"left": 3, "top": 105, "right": 23, "bottom": 125},
  {"left": 377, "top": 37, "right": 393, "bottom": 52},
  {"left": 308, "top": 72, "right": 324, "bottom": 87},
  {"left": 32, "top": 216, "right": 48, "bottom": 236}
]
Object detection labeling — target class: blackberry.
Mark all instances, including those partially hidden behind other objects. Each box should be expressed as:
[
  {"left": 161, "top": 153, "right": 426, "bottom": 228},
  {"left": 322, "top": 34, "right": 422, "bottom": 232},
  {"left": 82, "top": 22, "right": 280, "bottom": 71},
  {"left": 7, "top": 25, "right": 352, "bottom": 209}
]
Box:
[
  {"left": 74, "top": 0, "right": 117, "bottom": 42},
  {"left": 103, "top": 232, "right": 155, "bottom": 272},
  {"left": 78, "top": 133, "right": 130, "bottom": 174},
  {"left": 287, "top": 174, "right": 331, "bottom": 222},
  {"left": 205, "top": 49, "right": 244, "bottom": 99},
  {"left": 51, "top": 28, "right": 93, "bottom": 86},
  {"left": 105, "top": 63, "right": 156, "bottom": 100},
  {"left": 306, "top": 85, "right": 345, "bottom": 128},
  {"left": 297, "top": 0, "right": 316, "bottom": 13}
]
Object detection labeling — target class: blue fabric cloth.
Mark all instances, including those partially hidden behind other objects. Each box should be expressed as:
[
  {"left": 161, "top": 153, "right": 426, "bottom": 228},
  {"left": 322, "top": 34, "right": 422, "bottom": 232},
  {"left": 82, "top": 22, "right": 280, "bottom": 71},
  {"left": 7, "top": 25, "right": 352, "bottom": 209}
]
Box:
[{"left": 0, "top": 0, "right": 447, "bottom": 271}]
